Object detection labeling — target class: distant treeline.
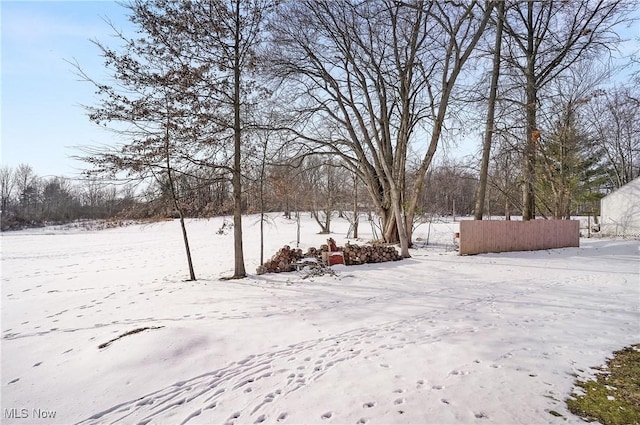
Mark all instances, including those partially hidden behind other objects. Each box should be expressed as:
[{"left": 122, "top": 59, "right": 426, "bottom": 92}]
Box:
[
  {"left": 1, "top": 164, "right": 138, "bottom": 231},
  {"left": 1, "top": 163, "right": 247, "bottom": 231},
  {"left": 1, "top": 159, "right": 489, "bottom": 232}
]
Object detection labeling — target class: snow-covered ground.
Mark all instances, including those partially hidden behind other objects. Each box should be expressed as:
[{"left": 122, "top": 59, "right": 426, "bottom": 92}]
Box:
[{"left": 1, "top": 214, "right": 638, "bottom": 425}]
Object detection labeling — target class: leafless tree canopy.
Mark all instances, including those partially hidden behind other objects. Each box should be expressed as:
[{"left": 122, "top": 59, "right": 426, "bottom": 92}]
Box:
[{"left": 264, "top": 0, "right": 493, "bottom": 255}]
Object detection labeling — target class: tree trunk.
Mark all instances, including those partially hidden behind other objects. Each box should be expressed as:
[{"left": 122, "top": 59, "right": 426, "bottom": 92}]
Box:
[
  {"left": 260, "top": 209, "right": 264, "bottom": 265},
  {"left": 324, "top": 209, "right": 331, "bottom": 234},
  {"left": 522, "top": 1, "right": 537, "bottom": 221},
  {"left": 318, "top": 209, "right": 331, "bottom": 235},
  {"left": 165, "top": 126, "right": 196, "bottom": 281},
  {"left": 312, "top": 209, "right": 329, "bottom": 233},
  {"left": 284, "top": 195, "right": 291, "bottom": 219},
  {"left": 177, "top": 211, "right": 196, "bottom": 281},
  {"left": 392, "top": 187, "right": 410, "bottom": 258},
  {"left": 382, "top": 206, "right": 399, "bottom": 243},
  {"left": 505, "top": 198, "right": 510, "bottom": 220},
  {"left": 352, "top": 172, "right": 359, "bottom": 239},
  {"left": 474, "top": 0, "right": 504, "bottom": 220},
  {"left": 259, "top": 138, "right": 267, "bottom": 266},
  {"left": 522, "top": 94, "right": 537, "bottom": 220},
  {"left": 404, "top": 105, "right": 446, "bottom": 244},
  {"left": 231, "top": 0, "right": 246, "bottom": 278}
]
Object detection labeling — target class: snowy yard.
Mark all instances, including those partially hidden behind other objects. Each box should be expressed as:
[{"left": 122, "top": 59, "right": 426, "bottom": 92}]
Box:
[{"left": 1, "top": 214, "right": 638, "bottom": 424}]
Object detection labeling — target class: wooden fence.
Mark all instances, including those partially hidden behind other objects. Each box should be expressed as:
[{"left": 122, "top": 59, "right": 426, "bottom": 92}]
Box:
[{"left": 458, "top": 219, "right": 580, "bottom": 255}]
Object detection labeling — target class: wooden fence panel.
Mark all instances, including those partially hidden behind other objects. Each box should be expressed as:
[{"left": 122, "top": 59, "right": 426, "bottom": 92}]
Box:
[{"left": 459, "top": 220, "right": 579, "bottom": 255}]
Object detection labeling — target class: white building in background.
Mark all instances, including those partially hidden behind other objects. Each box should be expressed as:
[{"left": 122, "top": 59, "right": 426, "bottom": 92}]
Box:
[{"left": 600, "top": 177, "right": 640, "bottom": 237}]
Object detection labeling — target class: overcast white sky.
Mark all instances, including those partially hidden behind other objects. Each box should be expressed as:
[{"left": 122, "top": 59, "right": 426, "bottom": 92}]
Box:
[{"left": 1, "top": 1, "right": 639, "bottom": 179}]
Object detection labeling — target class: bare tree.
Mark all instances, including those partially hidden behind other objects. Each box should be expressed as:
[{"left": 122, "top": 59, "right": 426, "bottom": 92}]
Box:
[
  {"left": 73, "top": 0, "right": 270, "bottom": 279},
  {"left": 488, "top": 136, "right": 522, "bottom": 220},
  {"left": 72, "top": 11, "right": 202, "bottom": 281},
  {"left": 345, "top": 167, "right": 362, "bottom": 239},
  {"left": 41, "top": 177, "right": 78, "bottom": 222},
  {"left": 500, "top": 0, "right": 629, "bottom": 220},
  {"left": 130, "top": 0, "right": 269, "bottom": 279},
  {"left": 246, "top": 108, "right": 282, "bottom": 266},
  {"left": 268, "top": 164, "right": 295, "bottom": 219},
  {"left": 586, "top": 86, "right": 640, "bottom": 189},
  {"left": 14, "top": 164, "right": 41, "bottom": 223},
  {"left": 268, "top": 0, "right": 493, "bottom": 256},
  {"left": 420, "top": 160, "right": 478, "bottom": 217},
  {"left": 0, "top": 165, "right": 15, "bottom": 215},
  {"left": 292, "top": 157, "right": 335, "bottom": 234},
  {"left": 14, "top": 164, "right": 36, "bottom": 200},
  {"left": 475, "top": 1, "right": 505, "bottom": 220}
]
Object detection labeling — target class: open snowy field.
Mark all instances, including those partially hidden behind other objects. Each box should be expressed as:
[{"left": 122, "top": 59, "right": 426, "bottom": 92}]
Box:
[{"left": 1, "top": 214, "right": 638, "bottom": 425}]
